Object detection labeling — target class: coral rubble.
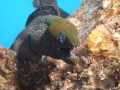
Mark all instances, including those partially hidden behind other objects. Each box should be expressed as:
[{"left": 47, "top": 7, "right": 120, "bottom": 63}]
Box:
[{"left": 1, "top": 0, "right": 120, "bottom": 89}]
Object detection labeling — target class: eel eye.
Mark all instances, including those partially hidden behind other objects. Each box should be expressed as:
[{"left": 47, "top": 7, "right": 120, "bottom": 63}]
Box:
[
  {"left": 77, "top": 34, "right": 80, "bottom": 40},
  {"left": 60, "top": 34, "right": 66, "bottom": 43}
]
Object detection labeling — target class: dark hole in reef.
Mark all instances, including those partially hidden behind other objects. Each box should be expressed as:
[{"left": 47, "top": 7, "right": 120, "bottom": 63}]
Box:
[{"left": 115, "top": 81, "right": 119, "bottom": 87}]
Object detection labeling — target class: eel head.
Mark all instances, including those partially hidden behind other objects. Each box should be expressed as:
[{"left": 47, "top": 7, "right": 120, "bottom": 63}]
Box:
[{"left": 46, "top": 17, "right": 80, "bottom": 65}]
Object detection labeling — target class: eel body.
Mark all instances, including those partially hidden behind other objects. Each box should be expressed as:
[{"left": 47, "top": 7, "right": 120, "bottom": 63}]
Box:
[{"left": 11, "top": 6, "right": 80, "bottom": 65}]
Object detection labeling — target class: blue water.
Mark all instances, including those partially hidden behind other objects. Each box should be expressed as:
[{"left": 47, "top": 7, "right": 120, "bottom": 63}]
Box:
[{"left": 0, "top": 0, "right": 83, "bottom": 48}]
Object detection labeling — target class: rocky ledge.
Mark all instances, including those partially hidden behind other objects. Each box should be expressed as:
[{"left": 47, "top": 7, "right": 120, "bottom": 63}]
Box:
[{"left": 1, "top": 0, "right": 120, "bottom": 89}]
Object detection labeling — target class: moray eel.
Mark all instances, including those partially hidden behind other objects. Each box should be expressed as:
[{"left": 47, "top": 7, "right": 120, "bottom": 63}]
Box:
[{"left": 10, "top": 6, "right": 80, "bottom": 65}]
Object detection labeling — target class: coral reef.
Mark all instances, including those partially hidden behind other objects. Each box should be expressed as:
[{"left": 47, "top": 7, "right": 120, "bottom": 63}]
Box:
[
  {"left": 1, "top": 0, "right": 120, "bottom": 89},
  {"left": 0, "top": 46, "right": 18, "bottom": 89},
  {"left": 68, "top": 0, "right": 120, "bottom": 89}
]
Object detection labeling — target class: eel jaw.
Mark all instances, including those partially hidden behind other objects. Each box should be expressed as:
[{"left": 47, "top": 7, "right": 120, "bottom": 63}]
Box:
[{"left": 56, "top": 48, "right": 79, "bottom": 65}]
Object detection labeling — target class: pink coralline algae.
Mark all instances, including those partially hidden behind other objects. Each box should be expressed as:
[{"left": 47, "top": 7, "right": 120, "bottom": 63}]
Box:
[{"left": 1, "top": 0, "right": 120, "bottom": 90}]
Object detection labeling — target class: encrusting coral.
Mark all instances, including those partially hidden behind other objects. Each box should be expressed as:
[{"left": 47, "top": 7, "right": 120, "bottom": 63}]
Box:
[
  {"left": 68, "top": 0, "right": 120, "bottom": 89},
  {"left": 0, "top": 46, "right": 18, "bottom": 90},
  {"left": 1, "top": 0, "right": 120, "bottom": 90},
  {"left": 87, "top": 24, "right": 118, "bottom": 57}
]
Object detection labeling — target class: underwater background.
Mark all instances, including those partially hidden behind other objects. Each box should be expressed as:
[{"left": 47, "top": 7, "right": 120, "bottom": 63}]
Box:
[{"left": 0, "top": 0, "right": 83, "bottom": 48}]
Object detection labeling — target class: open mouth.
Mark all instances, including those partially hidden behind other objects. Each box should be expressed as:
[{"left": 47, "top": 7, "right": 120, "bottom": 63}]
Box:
[
  {"left": 56, "top": 47, "right": 79, "bottom": 65},
  {"left": 57, "top": 48, "right": 78, "bottom": 58}
]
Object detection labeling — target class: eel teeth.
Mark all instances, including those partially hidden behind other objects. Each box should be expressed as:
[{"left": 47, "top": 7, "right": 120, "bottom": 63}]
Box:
[
  {"left": 56, "top": 48, "right": 78, "bottom": 58},
  {"left": 70, "top": 52, "right": 77, "bottom": 58}
]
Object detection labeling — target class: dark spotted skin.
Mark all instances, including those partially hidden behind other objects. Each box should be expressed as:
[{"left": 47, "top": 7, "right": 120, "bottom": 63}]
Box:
[{"left": 11, "top": 6, "right": 80, "bottom": 64}]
